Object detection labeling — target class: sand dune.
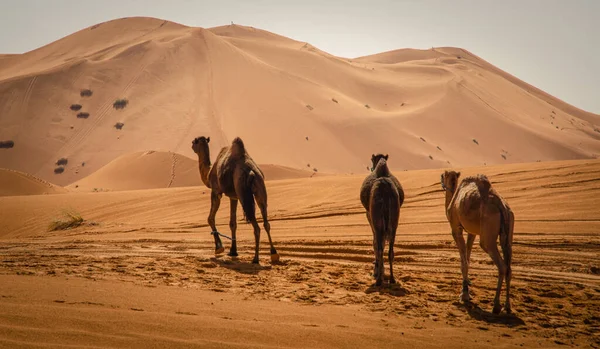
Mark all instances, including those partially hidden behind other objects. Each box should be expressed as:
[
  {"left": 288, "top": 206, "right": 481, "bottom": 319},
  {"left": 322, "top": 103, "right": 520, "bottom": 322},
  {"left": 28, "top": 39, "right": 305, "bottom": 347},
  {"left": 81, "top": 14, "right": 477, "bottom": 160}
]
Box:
[
  {"left": 67, "top": 150, "right": 317, "bottom": 192},
  {"left": 0, "top": 17, "right": 598, "bottom": 186},
  {"left": 67, "top": 150, "right": 199, "bottom": 191},
  {"left": 0, "top": 168, "right": 67, "bottom": 196},
  {"left": 0, "top": 159, "right": 598, "bottom": 347}
]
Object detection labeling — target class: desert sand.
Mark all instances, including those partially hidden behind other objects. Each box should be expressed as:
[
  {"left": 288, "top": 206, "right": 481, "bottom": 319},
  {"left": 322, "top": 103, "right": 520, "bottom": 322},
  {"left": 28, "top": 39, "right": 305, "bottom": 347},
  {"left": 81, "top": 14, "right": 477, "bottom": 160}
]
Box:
[
  {"left": 1, "top": 159, "right": 599, "bottom": 347},
  {"left": 66, "top": 150, "right": 316, "bottom": 192},
  {"left": 0, "top": 16, "right": 599, "bottom": 348},
  {"left": 0, "top": 169, "right": 66, "bottom": 196}
]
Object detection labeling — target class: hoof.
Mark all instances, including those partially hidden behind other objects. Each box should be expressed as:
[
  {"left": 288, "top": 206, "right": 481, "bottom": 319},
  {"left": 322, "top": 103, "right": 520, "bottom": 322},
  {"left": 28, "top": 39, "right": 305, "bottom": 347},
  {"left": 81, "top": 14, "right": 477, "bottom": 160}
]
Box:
[
  {"left": 505, "top": 303, "right": 512, "bottom": 314},
  {"left": 215, "top": 247, "right": 225, "bottom": 255},
  {"left": 492, "top": 303, "right": 502, "bottom": 314},
  {"left": 375, "top": 279, "right": 383, "bottom": 287},
  {"left": 270, "top": 253, "right": 280, "bottom": 263},
  {"left": 228, "top": 251, "right": 238, "bottom": 257},
  {"left": 252, "top": 258, "right": 260, "bottom": 264},
  {"left": 389, "top": 277, "right": 396, "bottom": 284},
  {"left": 460, "top": 292, "right": 471, "bottom": 303}
]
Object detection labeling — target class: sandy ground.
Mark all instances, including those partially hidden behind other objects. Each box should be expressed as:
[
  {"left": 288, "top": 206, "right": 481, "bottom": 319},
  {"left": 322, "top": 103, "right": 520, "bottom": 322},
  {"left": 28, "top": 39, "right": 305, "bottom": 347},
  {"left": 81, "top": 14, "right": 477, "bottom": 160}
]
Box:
[
  {"left": 1, "top": 159, "right": 598, "bottom": 347},
  {"left": 1, "top": 17, "right": 599, "bottom": 186}
]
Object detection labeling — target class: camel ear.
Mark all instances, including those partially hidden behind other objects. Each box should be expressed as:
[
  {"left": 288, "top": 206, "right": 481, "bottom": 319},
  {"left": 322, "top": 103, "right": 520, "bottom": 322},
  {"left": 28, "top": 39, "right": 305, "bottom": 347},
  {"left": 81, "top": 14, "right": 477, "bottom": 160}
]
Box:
[
  {"left": 207, "top": 137, "right": 210, "bottom": 143},
  {"left": 456, "top": 172, "right": 461, "bottom": 179},
  {"left": 384, "top": 154, "right": 389, "bottom": 160}
]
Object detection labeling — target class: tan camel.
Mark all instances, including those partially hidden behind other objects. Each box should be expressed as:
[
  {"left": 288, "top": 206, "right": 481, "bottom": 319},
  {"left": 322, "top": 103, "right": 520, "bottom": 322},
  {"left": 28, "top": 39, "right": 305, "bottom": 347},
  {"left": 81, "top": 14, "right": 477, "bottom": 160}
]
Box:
[
  {"left": 192, "top": 136, "right": 279, "bottom": 264},
  {"left": 360, "top": 154, "right": 404, "bottom": 286},
  {"left": 440, "top": 170, "right": 514, "bottom": 314}
]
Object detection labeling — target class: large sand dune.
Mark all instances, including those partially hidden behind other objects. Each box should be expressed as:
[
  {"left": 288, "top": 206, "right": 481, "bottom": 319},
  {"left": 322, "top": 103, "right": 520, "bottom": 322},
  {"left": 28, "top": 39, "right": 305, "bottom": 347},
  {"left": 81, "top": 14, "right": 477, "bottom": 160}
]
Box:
[
  {"left": 0, "top": 159, "right": 598, "bottom": 347},
  {"left": 0, "top": 17, "right": 599, "bottom": 186}
]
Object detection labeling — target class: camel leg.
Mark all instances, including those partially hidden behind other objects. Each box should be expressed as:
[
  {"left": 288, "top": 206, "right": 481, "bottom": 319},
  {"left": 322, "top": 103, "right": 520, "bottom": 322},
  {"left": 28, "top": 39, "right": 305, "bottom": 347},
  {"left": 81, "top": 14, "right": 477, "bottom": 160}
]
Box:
[
  {"left": 372, "top": 242, "right": 379, "bottom": 279},
  {"left": 504, "top": 248, "right": 512, "bottom": 314},
  {"left": 451, "top": 227, "right": 470, "bottom": 303},
  {"left": 501, "top": 210, "right": 514, "bottom": 314},
  {"left": 480, "top": 232, "right": 506, "bottom": 314},
  {"left": 250, "top": 219, "right": 261, "bottom": 264},
  {"left": 466, "top": 233, "right": 475, "bottom": 264},
  {"left": 388, "top": 232, "right": 396, "bottom": 285},
  {"left": 367, "top": 213, "right": 379, "bottom": 279},
  {"left": 375, "top": 237, "right": 384, "bottom": 286},
  {"left": 258, "top": 201, "right": 279, "bottom": 263},
  {"left": 388, "top": 210, "right": 399, "bottom": 285},
  {"left": 228, "top": 198, "right": 238, "bottom": 257},
  {"left": 208, "top": 191, "right": 224, "bottom": 254}
]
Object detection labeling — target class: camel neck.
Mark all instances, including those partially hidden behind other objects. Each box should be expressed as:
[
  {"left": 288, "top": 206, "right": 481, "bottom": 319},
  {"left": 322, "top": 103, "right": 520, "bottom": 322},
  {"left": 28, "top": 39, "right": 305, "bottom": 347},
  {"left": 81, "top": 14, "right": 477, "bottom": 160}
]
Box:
[
  {"left": 444, "top": 187, "right": 455, "bottom": 212},
  {"left": 198, "top": 155, "right": 211, "bottom": 188}
]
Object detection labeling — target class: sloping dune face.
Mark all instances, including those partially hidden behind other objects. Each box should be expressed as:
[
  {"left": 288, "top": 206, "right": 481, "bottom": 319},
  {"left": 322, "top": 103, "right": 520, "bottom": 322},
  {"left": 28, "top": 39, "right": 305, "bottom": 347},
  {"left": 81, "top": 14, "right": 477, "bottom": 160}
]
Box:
[
  {"left": 68, "top": 150, "right": 316, "bottom": 191},
  {"left": 0, "top": 17, "right": 599, "bottom": 186},
  {"left": 68, "top": 151, "right": 199, "bottom": 191},
  {"left": 0, "top": 169, "right": 67, "bottom": 196}
]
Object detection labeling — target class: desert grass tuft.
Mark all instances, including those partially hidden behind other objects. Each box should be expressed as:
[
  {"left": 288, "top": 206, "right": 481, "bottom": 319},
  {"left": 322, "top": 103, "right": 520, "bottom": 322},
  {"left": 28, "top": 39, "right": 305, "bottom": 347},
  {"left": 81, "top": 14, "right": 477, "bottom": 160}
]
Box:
[{"left": 48, "top": 210, "right": 84, "bottom": 231}]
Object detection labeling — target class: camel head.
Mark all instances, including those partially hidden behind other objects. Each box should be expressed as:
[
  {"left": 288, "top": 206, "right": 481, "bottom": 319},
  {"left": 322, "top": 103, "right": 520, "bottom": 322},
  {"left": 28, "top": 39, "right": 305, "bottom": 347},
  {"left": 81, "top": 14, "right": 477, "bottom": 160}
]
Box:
[
  {"left": 441, "top": 170, "right": 461, "bottom": 193},
  {"left": 370, "top": 153, "right": 388, "bottom": 171},
  {"left": 192, "top": 136, "right": 210, "bottom": 159}
]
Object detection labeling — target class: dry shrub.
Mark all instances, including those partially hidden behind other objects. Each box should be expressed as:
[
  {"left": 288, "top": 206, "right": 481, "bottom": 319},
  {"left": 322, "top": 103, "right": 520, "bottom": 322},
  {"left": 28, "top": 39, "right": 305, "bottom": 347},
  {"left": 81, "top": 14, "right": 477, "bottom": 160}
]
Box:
[
  {"left": 48, "top": 210, "right": 84, "bottom": 231},
  {"left": 0, "top": 140, "right": 14, "bottom": 149}
]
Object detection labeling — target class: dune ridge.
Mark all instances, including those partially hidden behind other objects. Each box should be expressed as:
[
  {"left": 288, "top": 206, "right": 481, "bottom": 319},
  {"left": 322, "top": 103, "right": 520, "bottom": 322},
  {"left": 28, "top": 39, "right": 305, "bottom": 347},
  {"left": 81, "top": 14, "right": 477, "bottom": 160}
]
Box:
[{"left": 0, "top": 168, "right": 67, "bottom": 196}]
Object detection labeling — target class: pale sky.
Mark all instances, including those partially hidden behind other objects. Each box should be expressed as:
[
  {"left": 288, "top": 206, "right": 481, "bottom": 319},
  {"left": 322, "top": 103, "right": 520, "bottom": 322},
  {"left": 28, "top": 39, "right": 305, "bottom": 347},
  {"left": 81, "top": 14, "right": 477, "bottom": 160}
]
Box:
[{"left": 0, "top": 0, "right": 598, "bottom": 114}]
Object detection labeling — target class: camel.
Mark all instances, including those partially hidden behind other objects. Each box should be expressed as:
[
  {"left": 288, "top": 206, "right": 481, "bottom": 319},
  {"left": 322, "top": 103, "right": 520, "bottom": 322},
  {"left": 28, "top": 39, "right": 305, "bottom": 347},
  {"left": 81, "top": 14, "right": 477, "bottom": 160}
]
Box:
[
  {"left": 440, "top": 170, "right": 514, "bottom": 314},
  {"left": 191, "top": 136, "right": 279, "bottom": 264},
  {"left": 360, "top": 154, "right": 404, "bottom": 286}
]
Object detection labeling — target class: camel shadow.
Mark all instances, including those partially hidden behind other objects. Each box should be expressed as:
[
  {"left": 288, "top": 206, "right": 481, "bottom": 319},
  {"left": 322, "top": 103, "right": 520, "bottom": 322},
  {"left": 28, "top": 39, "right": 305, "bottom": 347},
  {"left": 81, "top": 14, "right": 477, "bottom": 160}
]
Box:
[
  {"left": 455, "top": 301, "right": 525, "bottom": 326},
  {"left": 365, "top": 282, "right": 409, "bottom": 297},
  {"left": 209, "top": 257, "right": 272, "bottom": 275}
]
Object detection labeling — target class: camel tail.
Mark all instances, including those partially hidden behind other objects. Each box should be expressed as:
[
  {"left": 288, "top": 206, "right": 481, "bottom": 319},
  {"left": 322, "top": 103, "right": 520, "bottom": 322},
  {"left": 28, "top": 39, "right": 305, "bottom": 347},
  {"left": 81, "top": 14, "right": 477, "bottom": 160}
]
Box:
[
  {"left": 499, "top": 202, "right": 514, "bottom": 268},
  {"left": 238, "top": 169, "right": 257, "bottom": 223},
  {"left": 478, "top": 177, "right": 492, "bottom": 253},
  {"left": 370, "top": 178, "right": 399, "bottom": 244}
]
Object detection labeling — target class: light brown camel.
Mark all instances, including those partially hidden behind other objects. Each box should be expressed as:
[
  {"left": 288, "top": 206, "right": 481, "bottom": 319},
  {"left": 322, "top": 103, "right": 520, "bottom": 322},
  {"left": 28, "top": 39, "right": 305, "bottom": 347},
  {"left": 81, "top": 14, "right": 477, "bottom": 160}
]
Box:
[
  {"left": 440, "top": 170, "right": 514, "bottom": 314},
  {"left": 360, "top": 154, "right": 404, "bottom": 286},
  {"left": 192, "top": 136, "right": 279, "bottom": 264}
]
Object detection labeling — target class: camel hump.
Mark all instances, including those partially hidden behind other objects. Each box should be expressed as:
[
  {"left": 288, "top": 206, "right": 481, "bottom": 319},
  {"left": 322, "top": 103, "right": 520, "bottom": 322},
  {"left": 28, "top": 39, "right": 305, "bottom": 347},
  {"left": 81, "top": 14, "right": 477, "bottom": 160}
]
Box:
[
  {"left": 374, "top": 158, "right": 390, "bottom": 178},
  {"left": 231, "top": 137, "right": 246, "bottom": 158},
  {"left": 463, "top": 174, "right": 492, "bottom": 200}
]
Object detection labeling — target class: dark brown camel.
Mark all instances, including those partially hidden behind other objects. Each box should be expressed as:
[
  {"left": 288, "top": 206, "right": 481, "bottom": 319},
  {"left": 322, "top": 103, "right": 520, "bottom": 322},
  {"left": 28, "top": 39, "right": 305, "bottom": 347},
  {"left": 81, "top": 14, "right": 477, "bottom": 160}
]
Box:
[
  {"left": 192, "top": 136, "right": 279, "bottom": 264},
  {"left": 360, "top": 154, "right": 404, "bottom": 286},
  {"left": 440, "top": 170, "right": 514, "bottom": 314}
]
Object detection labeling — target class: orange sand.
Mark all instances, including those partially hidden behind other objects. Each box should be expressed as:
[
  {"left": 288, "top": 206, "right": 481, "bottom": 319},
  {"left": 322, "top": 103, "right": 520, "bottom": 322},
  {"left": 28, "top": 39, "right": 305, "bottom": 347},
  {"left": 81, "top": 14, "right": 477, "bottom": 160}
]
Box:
[
  {"left": 0, "top": 16, "right": 599, "bottom": 348},
  {"left": 0, "top": 17, "right": 598, "bottom": 187}
]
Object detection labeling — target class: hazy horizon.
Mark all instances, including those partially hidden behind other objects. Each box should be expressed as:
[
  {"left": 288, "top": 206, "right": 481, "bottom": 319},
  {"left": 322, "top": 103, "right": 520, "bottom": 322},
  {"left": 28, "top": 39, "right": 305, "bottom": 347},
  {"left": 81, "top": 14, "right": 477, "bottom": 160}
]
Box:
[{"left": 0, "top": 0, "right": 598, "bottom": 114}]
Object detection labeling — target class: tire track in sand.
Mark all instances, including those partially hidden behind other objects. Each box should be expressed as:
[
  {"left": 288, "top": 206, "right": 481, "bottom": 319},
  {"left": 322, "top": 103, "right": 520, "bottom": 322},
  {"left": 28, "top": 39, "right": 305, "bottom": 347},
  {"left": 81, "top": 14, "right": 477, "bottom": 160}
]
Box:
[
  {"left": 167, "top": 152, "right": 177, "bottom": 188},
  {"left": 20, "top": 76, "right": 37, "bottom": 114}
]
